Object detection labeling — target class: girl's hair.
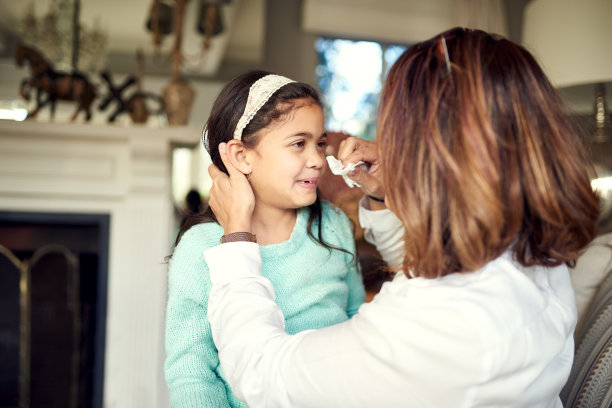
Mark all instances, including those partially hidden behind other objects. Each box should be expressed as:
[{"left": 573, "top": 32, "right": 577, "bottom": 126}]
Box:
[
  {"left": 174, "top": 70, "right": 345, "bottom": 256},
  {"left": 379, "top": 27, "right": 600, "bottom": 279}
]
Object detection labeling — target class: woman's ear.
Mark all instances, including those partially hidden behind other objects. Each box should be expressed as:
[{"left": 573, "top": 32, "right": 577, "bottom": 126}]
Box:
[{"left": 225, "top": 139, "right": 252, "bottom": 176}]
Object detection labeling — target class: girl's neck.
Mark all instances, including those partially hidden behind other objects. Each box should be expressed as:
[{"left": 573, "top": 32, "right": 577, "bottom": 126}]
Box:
[{"left": 251, "top": 205, "right": 297, "bottom": 246}]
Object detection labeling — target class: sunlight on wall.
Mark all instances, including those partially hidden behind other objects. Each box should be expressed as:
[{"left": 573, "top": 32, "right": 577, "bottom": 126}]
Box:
[
  {"left": 172, "top": 148, "right": 193, "bottom": 209},
  {"left": 171, "top": 145, "right": 213, "bottom": 210}
]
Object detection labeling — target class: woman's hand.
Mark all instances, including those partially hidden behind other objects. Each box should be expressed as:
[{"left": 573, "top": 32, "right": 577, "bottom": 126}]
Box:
[
  {"left": 208, "top": 143, "right": 255, "bottom": 233},
  {"left": 337, "top": 137, "right": 386, "bottom": 207}
]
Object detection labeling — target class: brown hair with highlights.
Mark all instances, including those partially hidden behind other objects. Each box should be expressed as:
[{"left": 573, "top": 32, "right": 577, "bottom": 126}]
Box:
[{"left": 378, "top": 27, "right": 600, "bottom": 279}]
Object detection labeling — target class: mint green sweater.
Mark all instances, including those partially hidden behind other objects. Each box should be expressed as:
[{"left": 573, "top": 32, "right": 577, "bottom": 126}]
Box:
[{"left": 165, "top": 201, "right": 365, "bottom": 407}]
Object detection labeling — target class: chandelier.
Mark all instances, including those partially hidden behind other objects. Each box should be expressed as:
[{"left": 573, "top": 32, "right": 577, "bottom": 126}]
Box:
[{"left": 19, "top": 0, "right": 108, "bottom": 72}]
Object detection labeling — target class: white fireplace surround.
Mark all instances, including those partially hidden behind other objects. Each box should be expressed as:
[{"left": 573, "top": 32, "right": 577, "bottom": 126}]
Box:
[{"left": 0, "top": 119, "right": 194, "bottom": 407}]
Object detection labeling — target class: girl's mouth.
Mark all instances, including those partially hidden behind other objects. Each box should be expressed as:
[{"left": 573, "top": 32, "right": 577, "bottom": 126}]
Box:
[{"left": 297, "top": 178, "right": 318, "bottom": 189}]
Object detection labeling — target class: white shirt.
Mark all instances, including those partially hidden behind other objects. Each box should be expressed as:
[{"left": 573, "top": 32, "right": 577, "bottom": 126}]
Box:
[{"left": 205, "top": 201, "right": 576, "bottom": 408}]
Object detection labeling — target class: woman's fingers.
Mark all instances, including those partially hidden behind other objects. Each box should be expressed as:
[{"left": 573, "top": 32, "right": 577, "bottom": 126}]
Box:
[
  {"left": 337, "top": 137, "right": 359, "bottom": 161},
  {"left": 348, "top": 167, "right": 384, "bottom": 198},
  {"left": 218, "top": 142, "right": 242, "bottom": 180},
  {"left": 207, "top": 143, "right": 255, "bottom": 234},
  {"left": 208, "top": 161, "right": 224, "bottom": 181},
  {"left": 207, "top": 163, "right": 228, "bottom": 228},
  {"left": 337, "top": 137, "right": 364, "bottom": 165},
  {"left": 336, "top": 137, "right": 385, "bottom": 200},
  {"left": 338, "top": 137, "right": 379, "bottom": 167}
]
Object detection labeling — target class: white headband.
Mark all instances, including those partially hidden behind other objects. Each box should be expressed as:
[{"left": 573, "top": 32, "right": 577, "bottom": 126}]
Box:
[
  {"left": 233, "top": 74, "right": 295, "bottom": 140},
  {"left": 201, "top": 74, "right": 296, "bottom": 147}
]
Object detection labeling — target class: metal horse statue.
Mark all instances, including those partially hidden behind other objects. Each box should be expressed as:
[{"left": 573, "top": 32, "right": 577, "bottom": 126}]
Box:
[{"left": 15, "top": 44, "right": 97, "bottom": 121}]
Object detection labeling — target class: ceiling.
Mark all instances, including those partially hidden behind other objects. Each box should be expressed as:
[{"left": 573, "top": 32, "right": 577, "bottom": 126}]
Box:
[
  {"left": 0, "top": 0, "right": 265, "bottom": 77},
  {"left": 0, "top": 0, "right": 533, "bottom": 79}
]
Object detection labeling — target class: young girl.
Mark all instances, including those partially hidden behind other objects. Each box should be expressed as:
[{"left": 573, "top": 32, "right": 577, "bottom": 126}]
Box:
[{"left": 164, "top": 70, "right": 365, "bottom": 407}]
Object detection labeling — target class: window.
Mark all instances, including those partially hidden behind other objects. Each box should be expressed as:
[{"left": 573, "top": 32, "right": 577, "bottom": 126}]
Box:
[{"left": 315, "top": 38, "right": 409, "bottom": 140}]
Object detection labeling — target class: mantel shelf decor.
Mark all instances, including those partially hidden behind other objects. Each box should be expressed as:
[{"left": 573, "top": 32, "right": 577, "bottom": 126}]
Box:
[
  {"left": 162, "top": 0, "right": 194, "bottom": 126},
  {"left": 149, "top": 0, "right": 231, "bottom": 126}
]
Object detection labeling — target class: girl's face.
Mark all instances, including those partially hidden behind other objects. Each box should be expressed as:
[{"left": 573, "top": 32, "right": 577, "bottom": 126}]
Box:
[{"left": 245, "top": 100, "right": 326, "bottom": 212}]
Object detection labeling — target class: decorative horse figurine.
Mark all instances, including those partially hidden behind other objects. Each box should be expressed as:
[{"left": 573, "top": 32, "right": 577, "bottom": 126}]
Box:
[{"left": 15, "top": 44, "right": 97, "bottom": 121}]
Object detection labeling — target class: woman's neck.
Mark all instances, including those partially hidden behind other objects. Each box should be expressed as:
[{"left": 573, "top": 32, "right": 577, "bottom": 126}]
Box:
[{"left": 251, "top": 205, "right": 297, "bottom": 246}]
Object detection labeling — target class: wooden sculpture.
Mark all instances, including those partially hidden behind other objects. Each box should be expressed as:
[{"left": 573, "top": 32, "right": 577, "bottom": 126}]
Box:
[
  {"left": 97, "top": 70, "right": 137, "bottom": 122},
  {"left": 15, "top": 44, "right": 97, "bottom": 121}
]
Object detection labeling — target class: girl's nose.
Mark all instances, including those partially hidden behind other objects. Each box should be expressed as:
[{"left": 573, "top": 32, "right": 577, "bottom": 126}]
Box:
[{"left": 306, "top": 148, "right": 324, "bottom": 169}]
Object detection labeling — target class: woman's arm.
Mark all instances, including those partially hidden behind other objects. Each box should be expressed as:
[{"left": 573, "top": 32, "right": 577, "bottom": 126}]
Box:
[
  {"left": 205, "top": 242, "right": 485, "bottom": 408},
  {"left": 358, "top": 197, "right": 405, "bottom": 270},
  {"left": 205, "top": 243, "right": 384, "bottom": 407},
  {"left": 336, "top": 137, "right": 405, "bottom": 269}
]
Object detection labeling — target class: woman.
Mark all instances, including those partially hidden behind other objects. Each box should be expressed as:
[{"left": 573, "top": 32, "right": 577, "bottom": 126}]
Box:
[{"left": 204, "top": 28, "right": 600, "bottom": 407}]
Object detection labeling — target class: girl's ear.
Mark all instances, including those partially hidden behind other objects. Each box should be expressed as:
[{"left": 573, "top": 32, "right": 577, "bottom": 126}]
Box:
[{"left": 225, "top": 139, "right": 252, "bottom": 175}]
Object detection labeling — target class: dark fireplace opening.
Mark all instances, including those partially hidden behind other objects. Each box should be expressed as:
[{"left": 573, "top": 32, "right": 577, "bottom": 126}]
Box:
[{"left": 0, "top": 212, "right": 109, "bottom": 408}]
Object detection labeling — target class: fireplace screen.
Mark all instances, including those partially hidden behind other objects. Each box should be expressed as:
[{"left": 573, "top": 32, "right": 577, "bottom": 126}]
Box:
[{"left": 0, "top": 213, "right": 108, "bottom": 408}]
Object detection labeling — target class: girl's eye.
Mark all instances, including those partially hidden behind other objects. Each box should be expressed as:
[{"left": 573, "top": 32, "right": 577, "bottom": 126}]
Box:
[
  {"left": 317, "top": 140, "right": 328, "bottom": 149},
  {"left": 292, "top": 141, "right": 305, "bottom": 148}
]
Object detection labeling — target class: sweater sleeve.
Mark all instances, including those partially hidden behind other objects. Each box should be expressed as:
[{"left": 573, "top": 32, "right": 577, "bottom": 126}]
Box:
[
  {"left": 345, "top": 257, "right": 366, "bottom": 317},
  {"left": 164, "top": 225, "right": 233, "bottom": 408},
  {"left": 322, "top": 201, "right": 365, "bottom": 317}
]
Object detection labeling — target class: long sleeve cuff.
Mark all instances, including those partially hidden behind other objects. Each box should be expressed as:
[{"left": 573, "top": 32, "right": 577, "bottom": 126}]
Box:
[
  {"left": 358, "top": 196, "right": 402, "bottom": 234},
  {"left": 358, "top": 196, "right": 405, "bottom": 268},
  {"left": 204, "top": 242, "right": 262, "bottom": 286}
]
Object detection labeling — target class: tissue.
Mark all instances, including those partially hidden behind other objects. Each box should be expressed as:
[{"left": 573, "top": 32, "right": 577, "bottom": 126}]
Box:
[{"left": 326, "top": 156, "right": 364, "bottom": 188}]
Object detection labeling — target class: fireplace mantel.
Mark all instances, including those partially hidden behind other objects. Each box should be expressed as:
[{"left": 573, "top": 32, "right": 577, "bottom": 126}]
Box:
[{"left": 0, "top": 119, "right": 196, "bottom": 408}]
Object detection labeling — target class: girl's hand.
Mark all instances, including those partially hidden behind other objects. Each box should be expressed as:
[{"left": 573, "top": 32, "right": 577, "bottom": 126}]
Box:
[
  {"left": 337, "top": 137, "right": 386, "bottom": 204},
  {"left": 207, "top": 143, "right": 255, "bottom": 233}
]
